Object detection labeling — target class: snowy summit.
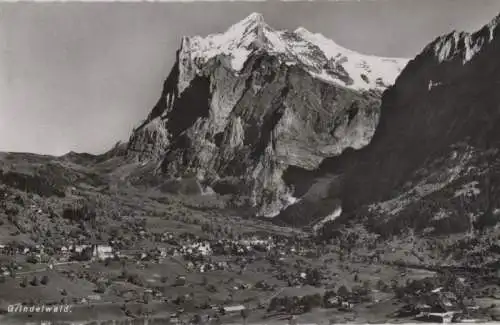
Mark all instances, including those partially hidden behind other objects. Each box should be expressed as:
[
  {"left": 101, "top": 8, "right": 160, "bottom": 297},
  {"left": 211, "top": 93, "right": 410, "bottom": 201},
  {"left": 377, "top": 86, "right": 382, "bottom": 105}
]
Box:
[{"left": 179, "top": 12, "right": 409, "bottom": 91}]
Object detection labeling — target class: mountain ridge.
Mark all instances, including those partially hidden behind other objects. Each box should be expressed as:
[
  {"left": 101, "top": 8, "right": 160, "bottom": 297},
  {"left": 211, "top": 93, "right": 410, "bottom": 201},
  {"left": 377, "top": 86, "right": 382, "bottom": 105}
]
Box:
[
  {"left": 173, "top": 12, "right": 408, "bottom": 92},
  {"left": 126, "top": 13, "right": 408, "bottom": 217},
  {"left": 296, "top": 11, "right": 500, "bottom": 234}
]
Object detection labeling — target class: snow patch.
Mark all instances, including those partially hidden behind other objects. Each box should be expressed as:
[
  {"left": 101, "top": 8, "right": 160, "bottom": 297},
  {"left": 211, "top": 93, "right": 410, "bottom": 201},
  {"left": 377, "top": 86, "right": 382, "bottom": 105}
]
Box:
[
  {"left": 454, "top": 181, "right": 481, "bottom": 198},
  {"left": 312, "top": 205, "right": 342, "bottom": 232},
  {"left": 293, "top": 28, "right": 408, "bottom": 90},
  {"left": 432, "top": 209, "right": 450, "bottom": 221},
  {"left": 230, "top": 47, "right": 252, "bottom": 71},
  {"left": 428, "top": 80, "right": 442, "bottom": 91},
  {"left": 178, "top": 13, "right": 408, "bottom": 93}
]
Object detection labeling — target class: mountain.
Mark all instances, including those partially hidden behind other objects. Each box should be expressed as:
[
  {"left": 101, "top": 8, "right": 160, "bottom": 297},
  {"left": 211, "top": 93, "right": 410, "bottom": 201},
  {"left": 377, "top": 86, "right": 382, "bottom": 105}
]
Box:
[
  {"left": 127, "top": 13, "right": 409, "bottom": 217},
  {"left": 5, "top": 12, "right": 500, "bottom": 325},
  {"left": 302, "top": 13, "right": 500, "bottom": 236}
]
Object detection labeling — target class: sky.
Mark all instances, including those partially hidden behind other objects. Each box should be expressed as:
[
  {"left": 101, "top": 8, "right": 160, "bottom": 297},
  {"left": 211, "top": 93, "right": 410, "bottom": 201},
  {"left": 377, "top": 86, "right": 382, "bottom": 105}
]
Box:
[{"left": 1, "top": 0, "right": 500, "bottom": 156}]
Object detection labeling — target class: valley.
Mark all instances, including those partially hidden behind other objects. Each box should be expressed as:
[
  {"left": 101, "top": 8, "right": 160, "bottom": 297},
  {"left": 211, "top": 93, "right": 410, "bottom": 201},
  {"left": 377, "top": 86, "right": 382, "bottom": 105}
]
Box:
[{"left": 2, "top": 8, "right": 500, "bottom": 325}]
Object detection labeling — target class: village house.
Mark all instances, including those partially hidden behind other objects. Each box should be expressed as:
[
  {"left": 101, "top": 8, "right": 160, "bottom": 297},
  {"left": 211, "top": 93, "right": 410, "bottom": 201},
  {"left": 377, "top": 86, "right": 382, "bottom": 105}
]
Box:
[
  {"left": 199, "top": 262, "right": 218, "bottom": 273},
  {"left": 239, "top": 237, "right": 273, "bottom": 252},
  {"left": 414, "top": 298, "right": 462, "bottom": 323},
  {"left": 211, "top": 240, "right": 231, "bottom": 255},
  {"left": 325, "top": 296, "right": 340, "bottom": 307},
  {"left": 181, "top": 241, "right": 212, "bottom": 257},
  {"left": 415, "top": 308, "right": 455, "bottom": 323},
  {"left": 92, "top": 244, "right": 113, "bottom": 261},
  {"left": 157, "top": 247, "right": 167, "bottom": 258},
  {"left": 175, "top": 275, "right": 186, "bottom": 286},
  {"left": 69, "top": 243, "right": 114, "bottom": 261},
  {"left": 0, "top": 266, "right": 10, "bottom": 277},
  {"left": 221, "top": 304, "right": 246, "bottom": 314},
  {"left": 339, "top": 301, "right": 354, "bottom": 311},
  {"left": 72, "top": 244, "right": 90, "bottom": 254},
  {"left": 87, "top": 294, "right": 102, "bottom": 302}
]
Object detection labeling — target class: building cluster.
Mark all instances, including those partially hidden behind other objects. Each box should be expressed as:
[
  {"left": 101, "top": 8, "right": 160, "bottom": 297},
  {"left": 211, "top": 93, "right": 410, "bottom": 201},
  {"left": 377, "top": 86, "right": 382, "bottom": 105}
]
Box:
[{"left": 396, "top": 287, "right": 483, "bottom": 323}]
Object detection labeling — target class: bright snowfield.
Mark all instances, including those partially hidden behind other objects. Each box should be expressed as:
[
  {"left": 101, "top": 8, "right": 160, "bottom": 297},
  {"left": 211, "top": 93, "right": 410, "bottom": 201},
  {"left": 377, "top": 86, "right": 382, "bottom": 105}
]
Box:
[{"left": 181, "top": 13, "right": 410, "bottom": 91}]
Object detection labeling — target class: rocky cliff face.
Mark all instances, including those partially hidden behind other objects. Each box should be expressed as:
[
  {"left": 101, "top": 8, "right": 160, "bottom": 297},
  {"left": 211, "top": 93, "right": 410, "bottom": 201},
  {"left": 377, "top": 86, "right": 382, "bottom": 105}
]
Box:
[
  {"left": 127, "top": 13, "right": 408, "bottom": 217},
  {"left": 308, "top": 13, "right": 500, "bottom": 235}
]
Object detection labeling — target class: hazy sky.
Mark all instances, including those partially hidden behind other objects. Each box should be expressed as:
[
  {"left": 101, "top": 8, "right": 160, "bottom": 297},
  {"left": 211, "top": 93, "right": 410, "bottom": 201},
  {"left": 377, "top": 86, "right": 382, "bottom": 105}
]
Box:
[{"left": 1, "top": 0, "right": 500, "bottom": 156}]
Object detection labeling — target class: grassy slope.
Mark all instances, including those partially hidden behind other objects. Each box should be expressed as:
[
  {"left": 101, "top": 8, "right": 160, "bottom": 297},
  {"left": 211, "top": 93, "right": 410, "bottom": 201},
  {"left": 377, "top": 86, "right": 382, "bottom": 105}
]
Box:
[{"left": 1, "top": 149, "right": 500, "bottom": 324}]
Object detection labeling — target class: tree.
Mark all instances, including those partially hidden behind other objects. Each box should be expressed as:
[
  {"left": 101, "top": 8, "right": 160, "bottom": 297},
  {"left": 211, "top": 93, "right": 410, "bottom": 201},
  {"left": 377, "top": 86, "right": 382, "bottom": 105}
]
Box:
[
  {"left": 40, "top": 275, "right": 49, "bottom": 285},
  {"left": 192, "top": 313, "right": 203, "bottom": 325},
  {"left": 9, "top": 267, "right": 16, "bottom": 279},
  {"left": 26, "top": 255, "right": 38, "bottom": 264},
  {"left": 363, "top": 280, "right": 371, "bottom": 291},
  {"left": 241, "top": 309, "right": 249, "bottom": 325},
  {"left": 268, "top": 297, "right": 279, "bottom": 312},
  {"left": 20, "top": 277, "right": 28, "bottom": 288},
  {"left": 95, "top": 282, "right": 107, "bottom": 294},
  {"left": 143, "top": 291, "right": 153, "bottom": 304},
  {"left": 306, "top": 268, "right": 322, "bottom": 286},
  {"left": 30, "top": 276, "right": 39, "bottom": 286},
  {"left": 201, "top": 223, "right": 210, "bottom": 233},
  {"left": 337, "top": 285, "right": 350, "bottom": 299}
]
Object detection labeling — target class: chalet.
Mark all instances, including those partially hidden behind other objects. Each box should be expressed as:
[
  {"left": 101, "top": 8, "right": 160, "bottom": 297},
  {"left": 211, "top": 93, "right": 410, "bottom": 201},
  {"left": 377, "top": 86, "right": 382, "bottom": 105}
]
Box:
[
  {"left": 70, "top": 243, "right": 114, "bottom": 261},
  {"left": 326, "top": 296, "right": 340, "bottom": 307},
  {"left": 397, "top": 304, "right": 420, "bottom": 317},
  {"left": 416, "top": 303, "right": 458, "bottom": 323},
  {"left": 339, "top": 301, "right": 354, "bottom": 311},
  {"left": 158, "top": 248, "right": 167, "bottom": 258},
  {"left": 199, "top": 263, "right": 217, "bottom": 273},
  {"left": 240, "top": 238, "right": 273, "bottom": 252},
  {"left": 181, "top": 241, "right": 212, "bottom": 257},
  {"left": 439, "top": 292, "right": 457, "bottom": 308},
  {"left": 222, "top": 305, "right": 246, "bottom": 313},
  {"left": 87, "top": 294, "right": 102, "bottom": 301},
  {"left": 92, "top": 244, "right": 113, "bottom": 261},
  {"left": 175, "top": 275, "right": 186, "bottom": 286},
  {"left": 415, "top": 312, "right": 454, "bottom": 323},
  {"left": 73, "top": 244, "right": 90, "bottom": 254},
  {"left": 211, "top": 241, "right": 229, "bottom": 255}
]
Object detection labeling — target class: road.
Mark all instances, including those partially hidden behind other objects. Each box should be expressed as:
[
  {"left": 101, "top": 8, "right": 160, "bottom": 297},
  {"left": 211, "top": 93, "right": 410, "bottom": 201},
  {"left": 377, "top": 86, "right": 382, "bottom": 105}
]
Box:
[{"left": 12, "top": 260, "right": 90, "bottom": 279}]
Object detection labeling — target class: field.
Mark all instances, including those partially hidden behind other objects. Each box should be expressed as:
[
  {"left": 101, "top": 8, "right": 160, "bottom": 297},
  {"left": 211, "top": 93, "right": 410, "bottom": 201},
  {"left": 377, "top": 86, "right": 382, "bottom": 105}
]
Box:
[{"left": 1, "top": 152, "right": 500, "bottom": 324}]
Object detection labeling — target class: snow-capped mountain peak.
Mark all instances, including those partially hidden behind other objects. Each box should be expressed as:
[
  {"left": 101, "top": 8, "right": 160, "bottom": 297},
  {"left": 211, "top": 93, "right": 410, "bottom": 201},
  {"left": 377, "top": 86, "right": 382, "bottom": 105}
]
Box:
[
  {"left": 234, "top": 12, "right": 266, "bottom": 28},
  {"left": 291, "top": 26, "right": 409, "bottom": 89},
  {"left": 178, "top": 13, "right": 409, "bottom": 92}
]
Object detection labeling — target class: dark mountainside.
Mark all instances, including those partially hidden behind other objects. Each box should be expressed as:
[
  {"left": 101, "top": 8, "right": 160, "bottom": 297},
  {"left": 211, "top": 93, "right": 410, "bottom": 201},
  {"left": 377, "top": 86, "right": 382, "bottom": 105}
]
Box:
[{"left": 310, "top": 14, "right": 500, "bottom": 238}]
